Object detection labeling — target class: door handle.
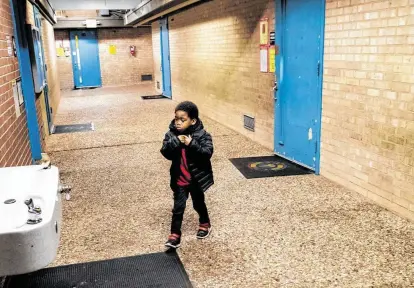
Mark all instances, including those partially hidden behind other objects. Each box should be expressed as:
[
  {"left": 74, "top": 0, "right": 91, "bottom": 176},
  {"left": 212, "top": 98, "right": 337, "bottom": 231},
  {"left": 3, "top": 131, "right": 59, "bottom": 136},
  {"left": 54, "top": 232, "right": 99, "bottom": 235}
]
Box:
[
  {"left": 273, "top": 81, "right": 278, "bottom": 91},
  {"left": 273, "top": 81, "right": 278, "bottom": 101}
]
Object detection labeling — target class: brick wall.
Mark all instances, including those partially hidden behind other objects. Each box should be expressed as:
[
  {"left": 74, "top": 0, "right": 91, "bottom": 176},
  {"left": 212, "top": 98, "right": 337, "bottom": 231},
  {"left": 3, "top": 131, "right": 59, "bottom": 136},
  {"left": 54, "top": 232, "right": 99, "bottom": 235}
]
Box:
[
  {"left": 151, "top": 22, "right": 162, "bottom": 93},
  {"left": 157, "top": 0, "right": 275, "bottom": 149},
  {"left": 151, "top": 0, "right": 414, "bottom": 220},
  {"left": 0, "top": 0, "right": 32, "bottom": 167},
  {"left": 98, "top": 28, "right": 154, "bottom": 87},
  {"left": 322, "top": 0, "right": 414, "bottom": 221},
  {"left": 55, "top": 30, "right": 74, "bottom": 90},
  {"left": 36, "top": 95, "right": 46, "bottom": 150},
  {"left": 55, "top": 27, "right": 154, "bottom": 89},
  {"left": 42, "top": 19, "right": 61, "bottom": 119}
]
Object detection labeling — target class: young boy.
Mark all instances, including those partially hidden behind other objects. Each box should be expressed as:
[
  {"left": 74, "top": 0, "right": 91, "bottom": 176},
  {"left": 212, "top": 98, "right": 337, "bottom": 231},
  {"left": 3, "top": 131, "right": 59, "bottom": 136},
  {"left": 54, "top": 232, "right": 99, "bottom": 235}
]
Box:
[{"left": 161, "top": 101, "right": 214, "bottom": 249}]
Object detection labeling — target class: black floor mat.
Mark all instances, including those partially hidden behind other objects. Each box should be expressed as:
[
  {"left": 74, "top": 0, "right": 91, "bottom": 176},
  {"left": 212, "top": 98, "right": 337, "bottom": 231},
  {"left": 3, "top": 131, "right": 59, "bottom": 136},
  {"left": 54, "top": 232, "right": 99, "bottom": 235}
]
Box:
[
  {"left": 53, "top": 123, "right": 94, "bottom": 134},
  {"left": 141, "top": 95, "right": 168, "bottom": 100},
  {"left": 5, "top": 252, "right": 192, "bottom": 288},
  {"left": 229, "top": 155, "right": 313, "bottom": 179}
]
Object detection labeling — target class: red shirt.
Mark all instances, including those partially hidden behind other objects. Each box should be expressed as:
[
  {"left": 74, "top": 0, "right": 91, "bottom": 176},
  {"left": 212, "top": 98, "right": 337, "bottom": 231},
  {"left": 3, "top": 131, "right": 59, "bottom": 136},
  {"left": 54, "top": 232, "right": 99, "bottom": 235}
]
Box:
[{"left": 177, "top": 148, "right": 191, "bottom": 186}]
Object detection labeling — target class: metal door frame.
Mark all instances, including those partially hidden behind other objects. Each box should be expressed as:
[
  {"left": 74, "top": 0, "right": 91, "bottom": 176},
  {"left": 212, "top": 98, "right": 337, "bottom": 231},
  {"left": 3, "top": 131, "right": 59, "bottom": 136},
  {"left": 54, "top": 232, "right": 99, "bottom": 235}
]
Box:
[
  {"left": 34, "top": 6, "right": 53, "bottom": 134},
  {"left": 10, "top": 0, "right": 42, "bottom": 161},
  {"left": 69, "top": 30, "right": 102, "bottom": 89},
  {"left": 160, "top": 17, "right": 172, "bottom": 98}
]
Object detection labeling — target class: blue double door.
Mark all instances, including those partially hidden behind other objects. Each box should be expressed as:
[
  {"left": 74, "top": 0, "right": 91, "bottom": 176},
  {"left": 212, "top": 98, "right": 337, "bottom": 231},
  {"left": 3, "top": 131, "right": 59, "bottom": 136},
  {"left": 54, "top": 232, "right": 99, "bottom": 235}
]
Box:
[
  {"left": 70, "top": 30, "right": 102, "bottom": 89},
  {"left": 274, "top": 0, "right": 325, "bottom": 172}
]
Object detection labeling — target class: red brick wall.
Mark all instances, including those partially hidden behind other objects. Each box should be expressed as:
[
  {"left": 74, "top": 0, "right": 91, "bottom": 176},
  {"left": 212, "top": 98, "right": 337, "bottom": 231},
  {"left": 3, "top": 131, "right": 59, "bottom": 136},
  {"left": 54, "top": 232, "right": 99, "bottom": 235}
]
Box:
[
  {"left": 55, "top": 27, "right": 154, "bottom": 89},
  {"left": 0, "top": 0, "right": 32, "bottom": 167}
]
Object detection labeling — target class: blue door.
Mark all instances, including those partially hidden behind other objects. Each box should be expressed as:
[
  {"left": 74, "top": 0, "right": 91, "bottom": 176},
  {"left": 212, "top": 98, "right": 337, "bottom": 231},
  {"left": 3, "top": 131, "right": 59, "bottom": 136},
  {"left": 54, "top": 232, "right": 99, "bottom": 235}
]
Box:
[
  {"left": 160, "top": 18, "right": 172, "bottom": 98},
  {"left": 274, "top": 0, "right": 325, "bottom": 172},
  {"left": 70, "top": 30, "right": 102, "bottom": 88},
  {"left": 34, "top": 6, "right": 53, "bottom": 133}
]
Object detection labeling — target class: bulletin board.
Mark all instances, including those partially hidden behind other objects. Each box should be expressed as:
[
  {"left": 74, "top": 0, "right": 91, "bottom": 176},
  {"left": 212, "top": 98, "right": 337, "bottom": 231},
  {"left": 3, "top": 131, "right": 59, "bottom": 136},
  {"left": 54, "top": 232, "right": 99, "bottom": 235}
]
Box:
[
  {"left": 56, "top": 38, "right": 70, "bottom": 57},
  {"left": 109, "top": 45, "right": 117, "bottom": 55},
  {"left": 259, "top": 17, "right": 276, "bottom": 74}
]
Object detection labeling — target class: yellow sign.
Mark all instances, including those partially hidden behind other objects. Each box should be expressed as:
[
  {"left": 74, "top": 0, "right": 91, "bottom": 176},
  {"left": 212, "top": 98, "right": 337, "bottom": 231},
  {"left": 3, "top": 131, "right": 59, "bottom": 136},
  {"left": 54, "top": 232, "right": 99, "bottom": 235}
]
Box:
[
  {"left": 109, "top": 45, "right": 117, "bottom": 55},
  {"left": 260, "top": 18, "right": 269, "bottom": 45},
  {"left": 269, "top": 46, "right": 276, "bottom": 73},
  {"left": 56, "top": 47, "right": 65, "bottom": 57}
]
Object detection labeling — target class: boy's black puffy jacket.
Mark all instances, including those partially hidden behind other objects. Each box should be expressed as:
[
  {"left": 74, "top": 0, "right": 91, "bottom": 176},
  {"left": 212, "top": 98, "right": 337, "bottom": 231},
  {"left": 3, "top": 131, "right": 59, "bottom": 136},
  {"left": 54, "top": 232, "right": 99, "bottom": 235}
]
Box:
[{"left": 161, "top": 119, "right": 214, "bottom": 192}]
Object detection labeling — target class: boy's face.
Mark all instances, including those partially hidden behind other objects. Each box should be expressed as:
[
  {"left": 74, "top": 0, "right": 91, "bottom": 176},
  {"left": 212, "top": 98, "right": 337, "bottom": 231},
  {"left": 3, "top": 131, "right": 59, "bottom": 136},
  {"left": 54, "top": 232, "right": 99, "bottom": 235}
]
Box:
[{"left": 174, "top": 110, "right": 196, "bottom": 132}]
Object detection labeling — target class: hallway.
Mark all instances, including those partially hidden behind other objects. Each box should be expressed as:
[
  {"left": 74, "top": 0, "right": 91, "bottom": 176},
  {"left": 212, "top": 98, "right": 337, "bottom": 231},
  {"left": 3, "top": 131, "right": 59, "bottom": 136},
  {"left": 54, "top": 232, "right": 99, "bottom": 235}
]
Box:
[{"left": 47, "top": 86, "right": 414, "bottom": 288}]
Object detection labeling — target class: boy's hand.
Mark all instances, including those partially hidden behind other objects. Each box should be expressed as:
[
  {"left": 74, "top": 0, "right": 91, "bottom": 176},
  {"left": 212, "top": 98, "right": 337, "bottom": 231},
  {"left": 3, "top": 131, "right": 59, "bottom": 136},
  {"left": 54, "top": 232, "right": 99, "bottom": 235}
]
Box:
[{"left": 179, "top": 135, "right": 192, "bottom": 146}]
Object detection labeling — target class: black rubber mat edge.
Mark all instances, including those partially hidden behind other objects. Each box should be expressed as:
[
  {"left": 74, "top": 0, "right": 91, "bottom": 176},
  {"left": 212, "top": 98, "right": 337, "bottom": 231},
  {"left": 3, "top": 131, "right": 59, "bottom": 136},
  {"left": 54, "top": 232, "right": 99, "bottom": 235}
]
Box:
[
  {"left": 52, "top": 123, "right": 94, "bottom": 134},
  {"left": 229, "top": 155, "right": 313, "bottom": 179},
  {"left": 4, "top": 251, "right": 192, "bottom": 288},
  {"left": 141, "top": 95, "right": 168, "bottom": 100}
]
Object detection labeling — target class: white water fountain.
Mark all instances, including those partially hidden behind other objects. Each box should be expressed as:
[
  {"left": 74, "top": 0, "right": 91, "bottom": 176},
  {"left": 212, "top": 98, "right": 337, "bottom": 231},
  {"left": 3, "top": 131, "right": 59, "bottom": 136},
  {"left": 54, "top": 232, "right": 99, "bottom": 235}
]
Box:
[{"left": 0, "top": 163, "right": 70, "bottom": 277}]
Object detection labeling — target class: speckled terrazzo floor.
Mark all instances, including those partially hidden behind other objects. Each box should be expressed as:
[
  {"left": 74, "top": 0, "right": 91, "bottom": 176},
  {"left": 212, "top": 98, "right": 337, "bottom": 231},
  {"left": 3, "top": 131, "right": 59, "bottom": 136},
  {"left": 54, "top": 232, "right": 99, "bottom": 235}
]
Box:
[{"left": 48, "top": 85, "right": 414, "bottom": 288}]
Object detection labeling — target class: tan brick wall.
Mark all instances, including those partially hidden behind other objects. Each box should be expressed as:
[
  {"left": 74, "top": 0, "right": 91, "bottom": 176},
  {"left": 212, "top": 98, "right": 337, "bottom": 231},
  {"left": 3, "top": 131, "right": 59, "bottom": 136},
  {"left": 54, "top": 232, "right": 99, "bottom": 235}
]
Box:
[
  {"left": 163, "top": 0, "right": 275, "bottom": 148},
  {"left": 26, "top": 1, "right": 35, "bottom": 26},
  {"left": 42, "top": 19, "right": 61, "bottom": 119},
  {"left": 0, "top": 0, "right": 32, "bottom": 167},
  {"left": 36, "top": 96, "right": 46, "bottom": 150},
  {"left": 151, "top": 22, "right": 162, "bottom": 93},
  {"left": 55, "top": 28, "right": 154, "bottom": 88},
  {"left": 55, "top": 30, "right": 74, "bottom": 90},
  {"left": 98, "top": 28, "right": 154, "bottom": 87},
  {"left": 322, "top": 0, "right": 414, "bottom": 221}
]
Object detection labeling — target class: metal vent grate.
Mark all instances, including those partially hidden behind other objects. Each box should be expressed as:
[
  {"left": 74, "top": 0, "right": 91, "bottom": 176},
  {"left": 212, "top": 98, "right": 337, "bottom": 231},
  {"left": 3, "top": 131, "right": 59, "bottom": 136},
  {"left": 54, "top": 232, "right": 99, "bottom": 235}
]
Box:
[
  {"left": 141, "top": 74, "right": 153, "bottom": 81},
  {"left": 244, "top": 115, "right": 255, "bottom": 131}
]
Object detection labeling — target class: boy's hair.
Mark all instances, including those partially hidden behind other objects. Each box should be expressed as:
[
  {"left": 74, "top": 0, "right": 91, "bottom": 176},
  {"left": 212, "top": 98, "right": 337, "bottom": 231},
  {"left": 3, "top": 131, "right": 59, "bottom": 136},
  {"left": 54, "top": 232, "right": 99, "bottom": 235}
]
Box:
[{"left": 175, "top": 101, "right": 199, "bottom": 120}]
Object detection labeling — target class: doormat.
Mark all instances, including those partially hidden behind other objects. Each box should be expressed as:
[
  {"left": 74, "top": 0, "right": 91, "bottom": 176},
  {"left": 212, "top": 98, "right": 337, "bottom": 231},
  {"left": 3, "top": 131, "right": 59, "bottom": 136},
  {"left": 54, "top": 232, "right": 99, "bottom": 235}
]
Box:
[
  {"left": 53, "top": 123, "right": 94, "bottom": 134},
  {"left": 141, "top": 95, "right": 168, "bottom": 100},
  {"left": 229, "top": 155, "right": 313, "bottom": 179},
  {"left": 4, "top": 252, "right": 192, "bottom": 288}
]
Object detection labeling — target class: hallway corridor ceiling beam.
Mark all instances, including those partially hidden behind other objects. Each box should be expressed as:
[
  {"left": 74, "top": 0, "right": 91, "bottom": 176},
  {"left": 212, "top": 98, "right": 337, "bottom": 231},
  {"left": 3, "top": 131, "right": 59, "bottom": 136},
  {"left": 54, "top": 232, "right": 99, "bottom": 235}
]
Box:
[
  {"left": 54, "top": 15, "right": 127, "bottom": 29},
  {"left": 49, "top": 0, "right": 138, "bottom": 10},
  {"left": 125, "top": 0, "right": 204, "bottom": 26}
]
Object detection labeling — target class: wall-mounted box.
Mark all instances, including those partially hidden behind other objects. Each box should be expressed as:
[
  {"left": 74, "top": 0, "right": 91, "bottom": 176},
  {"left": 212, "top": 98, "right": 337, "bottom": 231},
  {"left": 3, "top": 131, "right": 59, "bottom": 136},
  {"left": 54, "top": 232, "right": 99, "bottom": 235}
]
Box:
[{"left": 26, "top": 24, "right": 46, "bottom": 94}]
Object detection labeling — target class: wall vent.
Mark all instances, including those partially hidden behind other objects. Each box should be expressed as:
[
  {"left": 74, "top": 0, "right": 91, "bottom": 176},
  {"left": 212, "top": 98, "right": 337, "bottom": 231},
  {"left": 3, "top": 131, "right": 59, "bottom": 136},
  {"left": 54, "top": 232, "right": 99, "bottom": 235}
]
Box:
[
  {"left": 141, "top": 74, "right": 153, "bottom": 81},
  {"left": 243, "top": 115, "right": 255, "bottom": 131}
]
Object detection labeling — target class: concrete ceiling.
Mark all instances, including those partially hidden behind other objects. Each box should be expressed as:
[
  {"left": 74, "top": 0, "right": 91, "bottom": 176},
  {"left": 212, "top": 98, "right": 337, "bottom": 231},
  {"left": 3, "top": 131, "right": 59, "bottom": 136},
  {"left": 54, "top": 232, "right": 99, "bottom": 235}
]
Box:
[{"left": 49, "top": 0, "right": 138, "bottom": 10}]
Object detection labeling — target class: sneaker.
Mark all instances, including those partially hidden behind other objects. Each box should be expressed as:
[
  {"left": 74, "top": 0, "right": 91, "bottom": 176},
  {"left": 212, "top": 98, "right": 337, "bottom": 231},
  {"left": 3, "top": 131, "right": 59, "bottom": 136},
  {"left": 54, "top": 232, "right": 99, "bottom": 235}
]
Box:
[
  {"left": 197, "top": 223, "right": 212, "bottom": 239},
  {"left": 165, "top": 234, "right": 181, "bottom": 249}
]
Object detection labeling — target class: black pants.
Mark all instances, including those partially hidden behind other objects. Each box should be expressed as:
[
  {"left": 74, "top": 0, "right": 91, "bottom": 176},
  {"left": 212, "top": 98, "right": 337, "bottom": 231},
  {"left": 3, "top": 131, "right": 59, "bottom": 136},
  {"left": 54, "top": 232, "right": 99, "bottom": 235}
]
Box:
[{"left": 171, "top": 185, "right": 210, "bottom": 236}]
